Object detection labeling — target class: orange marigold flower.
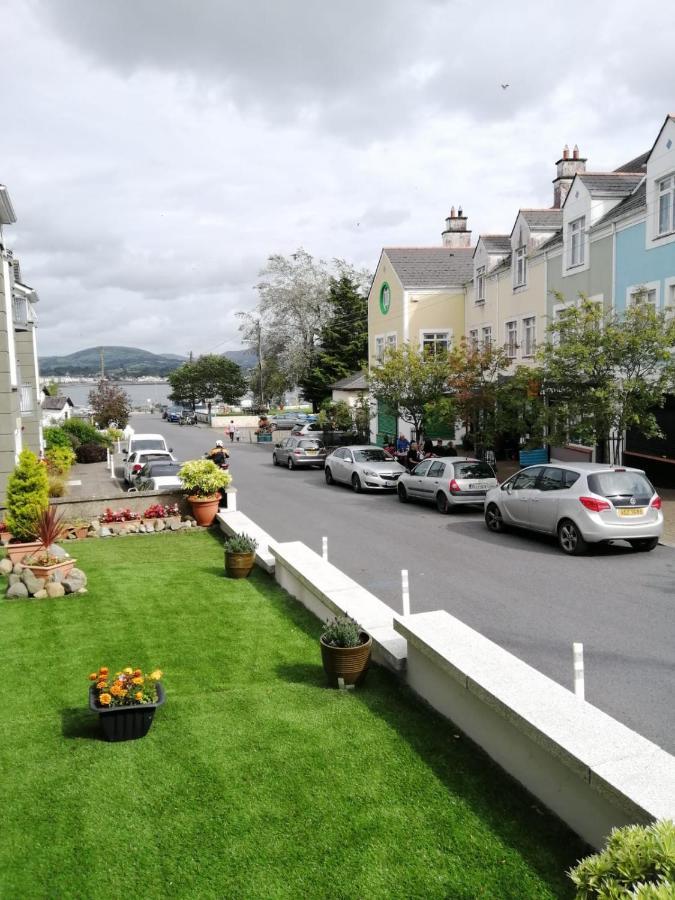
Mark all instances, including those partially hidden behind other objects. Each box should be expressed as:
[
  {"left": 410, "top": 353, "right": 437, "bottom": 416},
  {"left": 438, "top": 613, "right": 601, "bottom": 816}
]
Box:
[
  {"left": 88, "top": 672, "right": 97, "bottom": 681},
  {"left": 110, "top": 683, "right": 123, "bottom": 696},
  {"left": 132, "top": 676, "right": 143, "bottom": 685},
  {"left": 96, "top": 681, "right": 108, "bottom": 690},
  {"left": 119, "top": 689, "right": 128, "bottom": 697},
  {"left": 134, "top": 691, "right": 143, "bottom": 701},
  {"left": 99, "top": 693, "right": 111, "bottom": 706},
  {"left": 99, "top": 667, "right": 109, "bottom": 676},
  {"left": 150, "top": 669, "right": 163, "bottom": 681},
  {"left": 133, "top": 668, "right": 142, "bottom": 677},
  {"left": 123, "top": 667, "right": 133, "bottom": 675}
]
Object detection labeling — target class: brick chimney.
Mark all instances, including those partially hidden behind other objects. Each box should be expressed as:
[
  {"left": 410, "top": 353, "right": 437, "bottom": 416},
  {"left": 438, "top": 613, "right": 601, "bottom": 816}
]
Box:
[
  {"left": 441, "top": 206, "right": 471, "bottom": 248},
  {"left": 552, "top": 144, "right": 587, "bottom": 208}
]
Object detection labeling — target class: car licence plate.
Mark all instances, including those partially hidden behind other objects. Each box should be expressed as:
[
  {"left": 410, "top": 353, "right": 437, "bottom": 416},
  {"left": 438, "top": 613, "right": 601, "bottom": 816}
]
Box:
[
  {"left": 469, "top": 483, "right": 486, "bottom": 491},
  {"left": 618, "top": 507, "right": 645, "bottom": 517},
  {"left": 306, "top": 449, "right": 317, "bottom": 455}
]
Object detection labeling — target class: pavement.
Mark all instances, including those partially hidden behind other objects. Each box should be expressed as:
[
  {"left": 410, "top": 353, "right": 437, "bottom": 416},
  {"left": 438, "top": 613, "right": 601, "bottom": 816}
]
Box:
[{"left": 64, "top": 459, "right": 123, "bottom": 499}]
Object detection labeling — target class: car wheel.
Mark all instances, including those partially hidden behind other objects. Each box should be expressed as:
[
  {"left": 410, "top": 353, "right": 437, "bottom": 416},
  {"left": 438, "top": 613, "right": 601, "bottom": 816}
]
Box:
[
  {"left": 485, "top": 503, "right": 505, "bottom": 533},
  {"left": 436, "top": 492, "right": 450, "bottom": 515},
  {"left": 287, "top": 456, "right": 294, "bottom": 470},
  {"left": 325, "top": 467, "right": 333, "bottom": 485},
  {"left": 630, "top": 537, "right": 659, "bottom": 552},
  {"left": 352, "top": 474, "right": 362, "bottom": 493},
  {"left": 272, "top": 453, "right": 278, "bottom": 466},
  {"left": 397, "top": 483, "right": 408, "bottom": 503},
  {"left": 557, "top": 519, "right": 588, "bottom": 556}
]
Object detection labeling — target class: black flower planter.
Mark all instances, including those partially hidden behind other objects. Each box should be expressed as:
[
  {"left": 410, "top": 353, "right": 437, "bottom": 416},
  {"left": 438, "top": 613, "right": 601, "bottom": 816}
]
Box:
[{"left": 89, "top": 683, "right": 165, "bottom": 742}]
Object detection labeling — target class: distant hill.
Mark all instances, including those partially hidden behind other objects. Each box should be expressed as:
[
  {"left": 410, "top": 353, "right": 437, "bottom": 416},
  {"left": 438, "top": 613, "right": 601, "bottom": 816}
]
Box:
[{"left": 39, "top": 345, "right": 257, "bottom": 378}]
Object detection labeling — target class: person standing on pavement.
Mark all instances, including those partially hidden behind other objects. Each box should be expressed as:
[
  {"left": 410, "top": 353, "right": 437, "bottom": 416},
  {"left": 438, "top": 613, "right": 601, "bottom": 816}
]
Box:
[{"left": 228, "top": 420, "right": 236, "bottom": 442}]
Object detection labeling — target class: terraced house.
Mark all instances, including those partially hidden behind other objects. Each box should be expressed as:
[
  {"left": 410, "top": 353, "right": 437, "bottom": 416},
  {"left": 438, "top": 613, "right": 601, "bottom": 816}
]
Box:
[{"left": 0, "top": 184, "right": 42, "bottom": 496}]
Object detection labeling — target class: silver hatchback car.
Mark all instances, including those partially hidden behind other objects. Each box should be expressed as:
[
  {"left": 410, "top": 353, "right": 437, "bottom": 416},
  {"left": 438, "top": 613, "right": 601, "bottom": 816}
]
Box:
[
  {"left": 324, "top": 445, "right": 406, "bottom": 492},
  {"left": 484, "top": 462, "right": 663, "bottom": 555},
  {"left": 397, "top": 457, "right": 498, "bottom": 513},
  {"left": 272, "top": 436, "right": 326, "bottom": 469}
]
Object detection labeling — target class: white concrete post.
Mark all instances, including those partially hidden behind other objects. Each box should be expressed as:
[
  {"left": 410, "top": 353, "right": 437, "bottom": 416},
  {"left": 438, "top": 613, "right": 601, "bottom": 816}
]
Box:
[
  {"left": 573, "top": 642, "right": 585, "bottom": 701},
  {"left": 401, "top": 569, "right": 410, "bottom": 617},
  {"left": 322, "top": 536, "right": 328, "bottom": 561}
]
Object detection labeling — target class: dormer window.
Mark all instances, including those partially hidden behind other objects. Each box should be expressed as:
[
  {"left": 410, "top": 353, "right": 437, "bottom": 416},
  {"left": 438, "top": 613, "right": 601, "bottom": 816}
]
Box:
[
  {"left": 658, "top": 175, "right": 675, "bottom": 235},
  {"left": 513, "top": 246, "right": 527, "bottom": 288},
  {"left": 569, "top": 216, "right": 585, "bottom": 267},
  {"left": 475, "top": 266, "right": 486, "bottom": 303}
]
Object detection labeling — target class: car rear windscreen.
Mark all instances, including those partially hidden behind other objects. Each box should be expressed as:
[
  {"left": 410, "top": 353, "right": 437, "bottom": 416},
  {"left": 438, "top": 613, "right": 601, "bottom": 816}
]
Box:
[
  {"left": 132, "top": 440, "right": 166, "bottom": 451},
  {"left": 299, "top": 440, "right": 323, "bottom": 449},
  {"left": 454, "top": 462, "right": 495, "bottom": 479},
  {"left": 147, "top": 463, "right": 180, "bottom": 475},
  {"left": 587, "top": 471, "right": 654, "bottom": 499}
]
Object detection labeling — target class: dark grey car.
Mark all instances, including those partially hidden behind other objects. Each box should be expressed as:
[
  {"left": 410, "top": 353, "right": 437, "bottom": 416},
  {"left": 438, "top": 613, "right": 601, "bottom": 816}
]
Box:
[{"left": 272, "top": 436, "right": 327, "bottom": 469}]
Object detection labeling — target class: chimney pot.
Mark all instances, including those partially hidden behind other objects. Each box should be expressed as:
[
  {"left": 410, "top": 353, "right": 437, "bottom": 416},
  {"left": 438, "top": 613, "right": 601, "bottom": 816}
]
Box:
[
  {"left": 458, "top": 206, "right": 463, "bottom": 217},
  {"left": 450, "top": 206, "right": 456, "bottom": 218},
  {"left": 563, "top": 144, "right": 569, "bottom": 160},
  {"left": 573, "top": 144, "right": 579, "bottom": 160}
]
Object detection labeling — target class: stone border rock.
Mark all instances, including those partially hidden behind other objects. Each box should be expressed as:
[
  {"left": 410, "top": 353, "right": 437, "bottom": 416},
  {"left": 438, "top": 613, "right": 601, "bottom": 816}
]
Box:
[{"left": 1, "top": 557, "right": 88, "bottom": 599}]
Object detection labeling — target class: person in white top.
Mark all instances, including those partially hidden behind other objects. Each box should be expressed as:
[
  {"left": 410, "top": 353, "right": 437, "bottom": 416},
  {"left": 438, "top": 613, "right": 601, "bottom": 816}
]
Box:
[{"left": 227, "top": 420, "right": 236, "bottom": 442}]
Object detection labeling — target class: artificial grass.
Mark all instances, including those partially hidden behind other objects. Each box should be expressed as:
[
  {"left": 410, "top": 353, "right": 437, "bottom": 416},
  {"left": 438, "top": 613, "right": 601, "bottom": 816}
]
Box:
[{"left": 0, "top": 530, "right": 586, "bottom": 898}]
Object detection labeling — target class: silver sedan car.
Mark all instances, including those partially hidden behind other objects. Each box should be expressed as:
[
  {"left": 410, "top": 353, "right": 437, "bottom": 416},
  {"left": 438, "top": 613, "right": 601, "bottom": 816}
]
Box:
[
  {"left": 397, "top": 457, "right": 498, "bottom": 513},
  {"left": 324, "top": 445, "right": 406, "bottom": 492},
  {"left": 484, "top": 462, "right": 663, "bottom": 555}
]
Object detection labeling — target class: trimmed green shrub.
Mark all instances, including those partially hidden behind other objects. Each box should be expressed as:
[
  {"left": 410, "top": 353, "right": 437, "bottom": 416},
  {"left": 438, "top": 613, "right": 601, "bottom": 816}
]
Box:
[
  {"left": 43, "top": 426, "right": 72, "bottom": 450},
  {"left": 178, "top": 459, "right": 231, "bottom": 497},
  {"left": 45, "top": 446, "right": 76, "bottom": 476},
  {"left": 5, "top": 450, "right": 49, "bottom": 541},
  {"left": 48, "top": 475, "right": 67, "bottom": 498},
  {"left": 75, "top": 442, "right": 108, "bottom": 464},
  {"left": 569, "top": 820, "right": 675, "bottom": 898},
  {"left": 62, "top": 419, "right": 110, "bottom": 447}
]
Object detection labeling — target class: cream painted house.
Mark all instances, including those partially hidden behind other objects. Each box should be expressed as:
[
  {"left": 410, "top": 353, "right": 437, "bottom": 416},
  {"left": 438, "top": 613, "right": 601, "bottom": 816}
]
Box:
[{"left": 368, "top": 210, "right": 473, "bottom": 440}]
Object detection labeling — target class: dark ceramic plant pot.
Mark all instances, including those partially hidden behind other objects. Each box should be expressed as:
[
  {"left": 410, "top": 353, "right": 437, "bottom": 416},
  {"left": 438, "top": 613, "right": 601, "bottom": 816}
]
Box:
[
  {"left": 188, "top": 495, "right": 220, "bottom": 527},
  {"left": 320, "top": 633, "right": 372, "bottom": 687},
  {"left": 225, "top": 551, "right": 256, "bottom": 578},
  {"left": 89, "top": 683, "right": 165, "bottom": 742}
]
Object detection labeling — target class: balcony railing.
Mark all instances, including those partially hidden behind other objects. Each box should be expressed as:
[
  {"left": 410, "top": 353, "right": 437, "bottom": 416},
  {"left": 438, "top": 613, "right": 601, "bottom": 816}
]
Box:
[{"left": 20, "top": 383, "right": 33, "bottom": 414}]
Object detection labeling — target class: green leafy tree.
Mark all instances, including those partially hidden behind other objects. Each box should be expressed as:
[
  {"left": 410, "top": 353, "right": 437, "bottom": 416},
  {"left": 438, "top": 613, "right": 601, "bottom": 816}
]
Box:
[
  {"left": 89, "top": 380, "right": 132, "bottom": 428},
  {"left": 299, "top": 274, "right": 368, "bottom": 410},
  {"left": 168, "top": 355, "right": 246, "bottom": 409},
  {"left": 5, "top": 450, "right": 49, "bottom": 541},
  {"left": 495, "top": 366, "right": 549, "bottom": 451},
  {"left": 43, "top": 426, "right": 72, "bottom": 450},
  {"left": 539, "top": 293, "right": 675, "bottom": 462},
  {"left": 369, "top": 344, "right": 451, "bottom": 441}
]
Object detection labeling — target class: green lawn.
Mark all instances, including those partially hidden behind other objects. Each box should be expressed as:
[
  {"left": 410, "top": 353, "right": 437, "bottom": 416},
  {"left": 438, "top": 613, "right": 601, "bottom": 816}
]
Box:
[{"left": 0, "top": 530, "right": 586, "bottom": 898}]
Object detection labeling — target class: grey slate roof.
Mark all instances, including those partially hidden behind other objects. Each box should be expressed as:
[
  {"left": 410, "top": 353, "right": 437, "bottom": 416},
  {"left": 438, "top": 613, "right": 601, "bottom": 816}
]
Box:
[
  {"left": 330, "top": 371, "right": 367, "bottom": 391},
  {"left": 384, "top": 247, "right": 474, "bottom": 288},
  {"left": 578, "top": 173, "right": 643, "bottom": 195},
  {"left": 519, "top": 209, "right": 563, "bottom": 230},
  {"left": 479, "top": 235, "right": 511, "bottom": 254},
  {"left": 614, "top": 151, "right": 649, "bottom": 173},
  {"left": 42, "top": 396, "right": 74, "bottom": 410},
  {"left": 538, "top": 232, "right": 563, "bottom": 252},
  {"left": 593, "top": 180, "right": 646, "bottom": 229}
]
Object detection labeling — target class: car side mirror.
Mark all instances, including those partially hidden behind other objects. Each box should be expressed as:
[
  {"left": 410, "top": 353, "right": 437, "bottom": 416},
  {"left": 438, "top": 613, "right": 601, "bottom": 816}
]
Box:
[
  {"left": 122, "top": 449, "right": 128, "bottom": 456},
  {"left": 169, "top": 448, "right": 173, "bottom": 453},
  {"left": 275, "top": 442, "right": 281, "bottom": 448},
  {"left": 502, "top": 482, "right": 511, "bottom": 493}
]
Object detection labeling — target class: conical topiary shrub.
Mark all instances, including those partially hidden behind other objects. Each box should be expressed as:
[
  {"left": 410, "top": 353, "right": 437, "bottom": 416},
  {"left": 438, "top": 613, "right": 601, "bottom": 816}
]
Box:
[{"left": 5, "top": 450, "right": 50, "bottom": 541}]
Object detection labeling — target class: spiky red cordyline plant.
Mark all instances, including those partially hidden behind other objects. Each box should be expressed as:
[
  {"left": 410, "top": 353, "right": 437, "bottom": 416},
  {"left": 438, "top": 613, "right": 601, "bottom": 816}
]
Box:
[{"left": 31, "top": 505, "right": 68, "bottom": 551}]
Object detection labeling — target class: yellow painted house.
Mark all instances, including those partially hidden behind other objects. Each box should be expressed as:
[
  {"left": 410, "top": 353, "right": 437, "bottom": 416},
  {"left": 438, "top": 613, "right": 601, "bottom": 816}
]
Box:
[{"left": 368, "top": 210, "right": 474, "bottom": 440}]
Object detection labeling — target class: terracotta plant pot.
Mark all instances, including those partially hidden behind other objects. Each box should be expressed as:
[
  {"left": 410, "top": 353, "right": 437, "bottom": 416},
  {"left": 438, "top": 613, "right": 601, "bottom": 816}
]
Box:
[
  {"left": 73, "top": 526, "right": 89, "bottom": 540},
  {"left": 89, "top": 683, "right": 165, "bottom": 742},
  {"left": 24, "top": 558, "right": 76, "bottom": 580},
  {"left": 188, "top": 495, "right": 220, "bottom": 527},
  {"left": 0, "top": 531, "right": 12, "bottom": 546},
  {"left": 5, "top": 541, "right": 43, "bottom": 564},
  {"left": 225, "top": 550, "right": 256, "bottom": 579},
  {"left": 320, "top": 633, "right": 372, "bottom": 688}
]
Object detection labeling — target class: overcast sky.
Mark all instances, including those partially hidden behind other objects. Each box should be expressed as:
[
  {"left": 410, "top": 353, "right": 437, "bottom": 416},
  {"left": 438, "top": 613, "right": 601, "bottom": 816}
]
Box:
[{"left": 2, "top": 0, "right": 672, "bottom": 357}]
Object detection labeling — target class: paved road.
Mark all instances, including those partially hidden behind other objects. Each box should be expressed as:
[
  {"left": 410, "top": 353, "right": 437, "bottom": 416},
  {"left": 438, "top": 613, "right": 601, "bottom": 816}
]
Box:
[{"left": 132, "top": 415, "right": 675, "bottom": 752}]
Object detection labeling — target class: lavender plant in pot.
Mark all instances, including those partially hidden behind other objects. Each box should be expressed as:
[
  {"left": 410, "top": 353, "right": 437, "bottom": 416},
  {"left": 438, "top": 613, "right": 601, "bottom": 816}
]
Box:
[{"left": 319, "top": 616, "right": 372, "bottom": 688}]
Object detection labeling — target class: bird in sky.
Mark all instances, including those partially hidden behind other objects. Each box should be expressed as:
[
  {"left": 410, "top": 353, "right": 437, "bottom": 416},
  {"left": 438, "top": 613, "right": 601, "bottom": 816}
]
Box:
[{"left": 501, "top": 83, "right": 510, "bottom": 90}]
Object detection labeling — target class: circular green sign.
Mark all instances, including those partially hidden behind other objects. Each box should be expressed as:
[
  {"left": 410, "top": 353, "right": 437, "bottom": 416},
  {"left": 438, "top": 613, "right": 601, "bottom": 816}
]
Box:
[{"left": 379, "top": 282, "right": 391, "bottom": 315}]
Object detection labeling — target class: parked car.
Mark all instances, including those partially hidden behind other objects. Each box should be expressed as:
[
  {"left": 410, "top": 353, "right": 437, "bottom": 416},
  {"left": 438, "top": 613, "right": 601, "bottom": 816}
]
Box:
[
  {"left": 270, "top": 412, "right": 310, "bottom": 430},
  {"left": 165, "top": 407, "right": 183, "bottom": 423},
  {"left": 126, "top": 433, "right": 172, "bottom": 455},
  {"left": 272, "top": 436, "right": 327, "bottom": 469},
  {"left": 397, "top": 457, "right": 498, "bottom": 513},
  {"left": 484, "top": 462, "right": 663, "bottom": 555},
  {"left": 291, "top": 421, "right": 325, "bottom": 435},
  {"left": 324, "top": 445, "right": 406, "bottom": 492},
  {"left": 136, "top": 460, "right": 183, "bottom": 492},
  {"left": 123, "top": 449, "right": 176, "bottom": 485}
]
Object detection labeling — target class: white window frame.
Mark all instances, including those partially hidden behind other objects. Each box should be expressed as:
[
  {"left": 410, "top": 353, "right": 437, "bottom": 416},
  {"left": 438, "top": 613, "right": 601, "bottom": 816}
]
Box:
[
  {"left": 513, "top": 245, "right": 527, "bottom": 288},
  {"left": 657, "top": 174, "right": 675, "bottom": 236},
  {"left": 505, "top": 320, "right": 518, "bottom": 358},
  {"left": 568, "top": 216, "right": 585, "bottom": 267},
  {"left": 419, "top": 329, "right": 451, "bottom": 355},
  {"left": 665, "top": 277, "right": 675, "bottom": 319},
  {"left": 627, "top": 281, "right": 660, "bottom": 311},
  {"left": 481, "top": 325, "right": 492, "bottom": 347},
  {"left": 522, "top": 315, "right": 536, "bottom": 357},
  {"left": 374, "top": 335, "right": 385, "bottom": 363},
  {"left": 475, "top": 265, "right": 486, "bottom": 303},
  {"left": 468, "top": 329, "right": 479, "bottom": 348},
  {"left": 385, "top": 332, "right": 398, "bottom": 351}
]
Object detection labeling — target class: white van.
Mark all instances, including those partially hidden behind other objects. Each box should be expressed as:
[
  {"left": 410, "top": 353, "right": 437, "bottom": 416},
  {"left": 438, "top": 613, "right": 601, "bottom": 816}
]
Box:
[{"left": 126, "top": 433, "right": 172, "bottom": 455}]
